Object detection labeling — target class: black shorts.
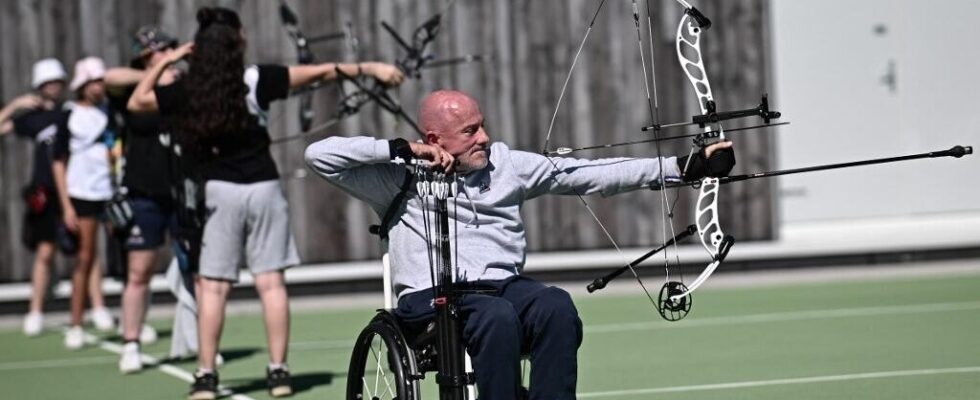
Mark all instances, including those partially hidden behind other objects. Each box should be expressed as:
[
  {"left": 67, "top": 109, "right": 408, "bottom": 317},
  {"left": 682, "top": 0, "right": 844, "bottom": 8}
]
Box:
[
  {"left": 21, "top": 203, "right": 59, "bottom": 249},
  {"left": 71, "top": 198, "right": 106, "bottom": 219}
]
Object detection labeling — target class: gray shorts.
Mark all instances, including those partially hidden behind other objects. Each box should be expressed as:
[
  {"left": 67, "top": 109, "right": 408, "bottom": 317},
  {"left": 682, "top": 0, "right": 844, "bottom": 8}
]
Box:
[{"left": 200, "top": 180, "right": 300, "bottom": 282}]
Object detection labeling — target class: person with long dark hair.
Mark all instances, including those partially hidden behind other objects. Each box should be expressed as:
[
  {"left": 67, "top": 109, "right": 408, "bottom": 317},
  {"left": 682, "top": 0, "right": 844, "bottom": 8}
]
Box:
[{"left": 128, "top": 7, "right": 404, "bottom": 399}]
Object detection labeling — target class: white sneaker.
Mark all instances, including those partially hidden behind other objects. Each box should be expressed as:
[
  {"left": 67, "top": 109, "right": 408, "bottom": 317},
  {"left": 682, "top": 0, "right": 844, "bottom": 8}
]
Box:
[
  {"left": 119, "top": 342, "right": 143, "bottom": 374},
  {"left": 23, "top": 312, "right": 43, "bottom": 337},
  {"left": 89, "top": 307, "right": 115, "bottom": 332},
  {"left": 140, "top": 324, "right": 158, "bottom": 344},
  {"left": 64, "top": 326, "right": 85, "bottom": 350}
]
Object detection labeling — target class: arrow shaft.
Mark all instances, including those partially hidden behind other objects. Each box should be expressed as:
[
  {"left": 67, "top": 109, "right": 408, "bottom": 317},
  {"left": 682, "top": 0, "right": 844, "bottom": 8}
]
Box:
[{"left": 651, "top": 146, "right": 974, "bottom": 190}]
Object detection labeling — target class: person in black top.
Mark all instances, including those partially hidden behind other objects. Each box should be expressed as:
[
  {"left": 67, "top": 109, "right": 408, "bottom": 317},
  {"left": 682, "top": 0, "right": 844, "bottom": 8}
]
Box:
[
  {"left": 1, "top": 58, "right": 114, "bottom": 338},
  {"left": 127, "top": 7, "right": 405, "bottom": 399},
  {"left": 103, "top": 26, "right": 184, "bottom": 374}
]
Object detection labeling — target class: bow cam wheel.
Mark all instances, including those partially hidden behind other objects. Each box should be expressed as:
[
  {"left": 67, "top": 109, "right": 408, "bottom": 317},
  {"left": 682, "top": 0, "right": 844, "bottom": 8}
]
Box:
[{"left": 658, "top": 281, "right": 692, "bottom": 321}]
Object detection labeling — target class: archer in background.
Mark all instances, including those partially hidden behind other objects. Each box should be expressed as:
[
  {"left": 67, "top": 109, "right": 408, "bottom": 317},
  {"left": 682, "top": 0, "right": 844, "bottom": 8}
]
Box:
[
  {"left": 0, "top": 58, "right": 114, "bottom": 339},
  {"left": 51, "top": 57, "right": 120, "bottom": 350},
  {"left": 102, "top": 25, "right": 199, "bottom": 374},
  {"left": 305, "top": 89, "right": 735, "bottom": 399},
  {"left": 127, "top": 6, "right": 404, "bottom": 399}
]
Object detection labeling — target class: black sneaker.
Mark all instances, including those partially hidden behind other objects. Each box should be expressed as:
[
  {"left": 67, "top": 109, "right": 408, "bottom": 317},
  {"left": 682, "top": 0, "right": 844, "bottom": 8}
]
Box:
[
  {"left": 188, "top": 370, "right": 218, "bottom": 400},
  {"left": 266, "top": 367, "right": 293, "bottom": 397}
]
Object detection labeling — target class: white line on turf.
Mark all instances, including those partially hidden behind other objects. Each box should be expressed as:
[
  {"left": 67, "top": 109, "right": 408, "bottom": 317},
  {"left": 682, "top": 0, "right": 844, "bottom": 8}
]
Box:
[
  {"left": 0, "top": 355, "right": 118, "bottom": 371},
  {"left": 185, "top": 300, "right": 980, "bottom": 355},
  {"left": 81, "top": 331, "right": 256, "bottom": 400},
  {"left": 577, "top": 366, "right": 980, "bottom": 397},
  {"left": 584, "top": 300, "right": 980, "bottom": 333},
  {"left": 290, "top": 339, "right": 355, "bottom": 350}
]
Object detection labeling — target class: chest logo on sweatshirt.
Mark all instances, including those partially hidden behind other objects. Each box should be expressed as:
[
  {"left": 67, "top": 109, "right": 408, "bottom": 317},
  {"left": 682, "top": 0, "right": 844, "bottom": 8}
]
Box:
[{"left": 479, "top": 176, "right": 491, "bottom": 193}]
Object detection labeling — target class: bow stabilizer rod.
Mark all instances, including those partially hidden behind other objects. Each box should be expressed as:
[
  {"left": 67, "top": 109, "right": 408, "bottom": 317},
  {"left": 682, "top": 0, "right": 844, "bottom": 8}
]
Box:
[
  {"left": 651, "top": 145, "right": 974, "bottom": 190},
  {"left": 588, "top": 224, "right": 698, "bottom": 293},
  {"left": 422, "top": 54, "right": 487, "bottom": 70}
]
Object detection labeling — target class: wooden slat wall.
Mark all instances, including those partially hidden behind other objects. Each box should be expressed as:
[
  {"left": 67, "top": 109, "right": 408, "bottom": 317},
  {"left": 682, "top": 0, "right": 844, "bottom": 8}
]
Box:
[{"left": 0, "top": 0, "right": 777, "bottom": 282}]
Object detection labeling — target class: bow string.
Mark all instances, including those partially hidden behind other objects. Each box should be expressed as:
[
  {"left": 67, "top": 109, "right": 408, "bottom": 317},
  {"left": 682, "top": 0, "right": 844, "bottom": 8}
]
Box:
[{"left": 547, "top": 0, "right": 786, "bottom": 321}]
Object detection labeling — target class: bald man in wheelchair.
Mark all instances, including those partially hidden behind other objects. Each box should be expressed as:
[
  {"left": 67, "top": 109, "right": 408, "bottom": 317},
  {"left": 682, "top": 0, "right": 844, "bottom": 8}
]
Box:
[{"left": 305, "top": 89, "right": 735, "bottom": 399}]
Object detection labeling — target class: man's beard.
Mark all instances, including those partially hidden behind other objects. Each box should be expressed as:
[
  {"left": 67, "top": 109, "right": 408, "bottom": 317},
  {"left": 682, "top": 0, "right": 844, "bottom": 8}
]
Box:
[{"left": 457, "top": 154, "right": 488, "bottom": 173}]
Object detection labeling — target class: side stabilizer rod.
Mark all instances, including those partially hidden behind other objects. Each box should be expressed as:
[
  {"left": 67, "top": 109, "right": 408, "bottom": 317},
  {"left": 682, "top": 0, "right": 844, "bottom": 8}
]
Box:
[
  {"left": 587, "top": 224, "right": 698, "bottom": 293},
  {"left": 650, "top": 145, "right": 973, "bottom": 190}
]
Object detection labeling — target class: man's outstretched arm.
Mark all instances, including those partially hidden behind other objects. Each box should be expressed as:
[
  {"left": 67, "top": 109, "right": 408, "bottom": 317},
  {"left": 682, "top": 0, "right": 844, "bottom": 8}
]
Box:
[{"left": 510, "top": 141, "right": 734, "bottom": 199}]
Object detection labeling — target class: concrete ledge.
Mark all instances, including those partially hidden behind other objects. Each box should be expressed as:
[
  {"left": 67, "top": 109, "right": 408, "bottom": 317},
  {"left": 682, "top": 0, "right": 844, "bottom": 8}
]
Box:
[{"left": 1, "top": 211, "right": 978, "bottom": 303}]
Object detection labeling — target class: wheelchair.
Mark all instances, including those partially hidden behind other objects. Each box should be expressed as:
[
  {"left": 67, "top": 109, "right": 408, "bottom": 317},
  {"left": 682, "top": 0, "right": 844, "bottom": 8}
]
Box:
[
  {"left": 347, "top": 169, "right": 528, "bottom": 399},
  {"left": 347, "top": 255, "right": 536, "bottom": 400},
  {"left": 345, "top": 254, "right": 481, "bottom": 400}
]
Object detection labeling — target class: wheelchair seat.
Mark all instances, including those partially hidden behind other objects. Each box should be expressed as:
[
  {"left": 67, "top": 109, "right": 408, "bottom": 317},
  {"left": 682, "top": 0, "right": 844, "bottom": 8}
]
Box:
[{"left": 344, "top": 255, "right": 528, "bottom": 400}]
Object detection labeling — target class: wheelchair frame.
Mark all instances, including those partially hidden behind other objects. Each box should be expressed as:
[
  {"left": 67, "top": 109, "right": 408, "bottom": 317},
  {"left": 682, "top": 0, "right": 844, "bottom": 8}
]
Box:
[{"left": 345, "top": 171, "right": 478, "bottom": 400}]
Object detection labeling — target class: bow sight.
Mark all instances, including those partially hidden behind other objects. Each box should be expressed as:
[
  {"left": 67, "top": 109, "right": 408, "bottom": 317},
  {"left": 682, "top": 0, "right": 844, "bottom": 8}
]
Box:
[{"left": 641, "top": 95, "right": 783, "bottom": 132}]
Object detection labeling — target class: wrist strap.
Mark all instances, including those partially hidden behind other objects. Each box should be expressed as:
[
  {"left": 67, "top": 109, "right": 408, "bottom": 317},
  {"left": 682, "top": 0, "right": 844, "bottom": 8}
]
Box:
[{"left": 389, "top": 138, "right": 413, "bottom": 161}]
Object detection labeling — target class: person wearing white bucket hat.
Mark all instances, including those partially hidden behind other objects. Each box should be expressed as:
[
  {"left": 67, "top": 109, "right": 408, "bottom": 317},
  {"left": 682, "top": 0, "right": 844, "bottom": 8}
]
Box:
[
  {"left": 1, "top": 58, "right": 66, "bottom": 133},
  {"left": 1, "top": 58, "right": 113, "bottom": 338},
  {"left": 52, "top": 56, "right": 120, "bottom": 350},
  {"left": 69, "top": 57, "right": 107, "bottom": 92},
  {"left": 30, "top": 58, "right": 68, "bottom": 90}
]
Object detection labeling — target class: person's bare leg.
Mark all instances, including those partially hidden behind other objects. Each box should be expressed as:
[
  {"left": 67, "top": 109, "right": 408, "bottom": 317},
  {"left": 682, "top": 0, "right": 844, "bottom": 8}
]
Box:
[
  {"left": 87, "top": 257, "right": 105, "bottom": 309},
  {"left": 28, "top": 242, "right": 56, "bottom": 314},
  {"left": 121, "top": 250, "right": 157, "bottom": 341},
  {"left": 254, "top": 271, "right": 289, "bottom": 364},
  {"left": 69, "top": 219, "right": 98, "bottom": 326},
  {"left": 194, "top": 275, "right": 203, "bottom": 305},
  {"left": 197, "top": 277, "right": 230, "bottom": 370}
]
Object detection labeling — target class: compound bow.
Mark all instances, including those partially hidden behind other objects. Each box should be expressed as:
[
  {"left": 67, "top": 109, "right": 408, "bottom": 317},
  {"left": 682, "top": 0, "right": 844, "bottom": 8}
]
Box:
[
  {"left": 545, "top": 0, "right": 972, "bottom": 322},
  {"left": 273, "top": 0, "right": 484, "bottom": 145}
]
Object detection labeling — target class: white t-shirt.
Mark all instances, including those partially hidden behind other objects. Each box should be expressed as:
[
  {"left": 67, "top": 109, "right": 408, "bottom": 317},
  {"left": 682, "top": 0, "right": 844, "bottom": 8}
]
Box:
[{"left": 55, "top": 102, "right": 113, "bottom": 201}]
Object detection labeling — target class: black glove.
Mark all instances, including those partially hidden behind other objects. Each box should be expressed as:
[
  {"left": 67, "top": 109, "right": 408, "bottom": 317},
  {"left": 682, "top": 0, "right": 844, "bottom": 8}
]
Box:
[
  {"left": 678, "top": 146, "right": 736, "bottom": 181},
  {"left": 706, "top": 147, "right": 736, "bottom": 177},
  {"left": 388, "top": 138, "right": 413, "bottom": 161}
]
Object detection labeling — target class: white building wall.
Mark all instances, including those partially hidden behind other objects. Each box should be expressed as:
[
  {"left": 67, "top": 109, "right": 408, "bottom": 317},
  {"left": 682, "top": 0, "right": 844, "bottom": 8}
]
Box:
[{"left": 770, "top": 0, "right": 979, "bottom": 224}]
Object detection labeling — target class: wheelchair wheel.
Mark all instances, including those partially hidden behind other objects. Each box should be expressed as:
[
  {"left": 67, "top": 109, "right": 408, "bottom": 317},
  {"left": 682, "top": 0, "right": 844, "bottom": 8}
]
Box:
[{"left": 347, "top": 313, "right": 421, "bottom": 400}]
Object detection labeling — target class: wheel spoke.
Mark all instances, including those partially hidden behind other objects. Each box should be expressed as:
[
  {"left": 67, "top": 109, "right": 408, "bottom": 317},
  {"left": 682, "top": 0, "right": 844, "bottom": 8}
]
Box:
[{"left": 366, "top": 334, "right": 398, "bottom": 399}]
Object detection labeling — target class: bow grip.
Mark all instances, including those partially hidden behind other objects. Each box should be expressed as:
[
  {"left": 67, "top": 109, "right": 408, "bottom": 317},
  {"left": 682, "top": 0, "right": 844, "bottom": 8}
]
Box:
[{"left": 714, "top": 235, "right": 735, "bottom": 262}]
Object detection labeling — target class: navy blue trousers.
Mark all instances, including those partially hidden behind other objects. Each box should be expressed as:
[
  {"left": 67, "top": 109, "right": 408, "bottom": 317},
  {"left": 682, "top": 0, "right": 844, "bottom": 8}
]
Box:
[{"left": 395, "top": 276, "right": 583, "bottom": 400}]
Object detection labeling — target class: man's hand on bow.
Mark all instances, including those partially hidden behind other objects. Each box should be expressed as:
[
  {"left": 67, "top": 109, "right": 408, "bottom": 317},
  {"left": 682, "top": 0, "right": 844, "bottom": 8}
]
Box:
[
  {"left": 679, "top": 140, "right": 736, "bottom": 181},
  {"left": 409, "top": 142, "right": 455, "bottom": 173}
]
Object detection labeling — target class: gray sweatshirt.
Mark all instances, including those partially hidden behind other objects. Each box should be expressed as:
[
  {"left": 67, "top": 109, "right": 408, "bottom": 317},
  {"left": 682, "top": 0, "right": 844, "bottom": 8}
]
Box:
[{"left": 304, "top": 136, "right": 681, "bottom": 299}]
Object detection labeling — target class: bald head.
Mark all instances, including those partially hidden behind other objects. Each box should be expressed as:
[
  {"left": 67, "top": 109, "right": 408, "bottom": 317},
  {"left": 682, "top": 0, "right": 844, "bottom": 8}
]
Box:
[
  {"left": 417, "top": 89, "right": 490, "bottom": 172},
  {"left": 418, "top": 90, "right": 481, "bottom": 138}
]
